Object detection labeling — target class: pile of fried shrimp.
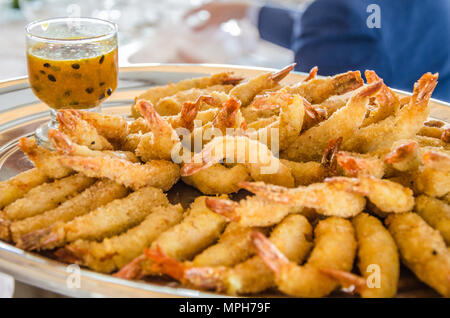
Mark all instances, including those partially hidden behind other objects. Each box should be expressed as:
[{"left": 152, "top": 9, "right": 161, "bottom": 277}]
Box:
[{"left": 0, "top": 65, "right": 449, "bottom": 298}]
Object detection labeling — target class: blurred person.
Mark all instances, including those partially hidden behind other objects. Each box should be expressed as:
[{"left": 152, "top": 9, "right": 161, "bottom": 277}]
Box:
[{"left": 186, "top": 0, "right": 450, "bottom": 102}]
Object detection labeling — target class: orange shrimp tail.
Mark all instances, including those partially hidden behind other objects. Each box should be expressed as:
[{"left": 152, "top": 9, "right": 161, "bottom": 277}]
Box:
[
  {"left": 325, "top": 176, "right": 368, "bottom": 196},
  {"left": 321, "top": 137, "right": 343, "bottom": 175},
  {"left": 422, "top": 151, "right": 450, "bottom": 170},
  {"left": 54, "top": 246, "right": 83, "bottom": 264},
  {"left": 303, "top": 66, "right": 318, "bottom": 82},
  {"left": 48, "top": 129, "right": 74, "bottom": 155},
  {"left": 270, "top": 63, "right": 296, "bottom": 82},
  {"left": 214, "top": 97, "right": 241, "bottom": 131},
  {"left": 180, "top": 161, "right": 210, "bottom": 176},
  {"left": 319, "top": 268, "right": 367, "bottom": 295},
  {"left": 221, "top": 73, "right": 244, "bottom": 86},
  {"left": 251, "top": 231, "right": 288, "bottom": 273},
  {"left": 205, "top": 198, "right": 239, "bottom": 221},
  {"left": 57, "top": 109, "right": 80, "bottom": 130},
  {"left": 384, "top": 141, "right": 418, "bottom": 164},
  {"left": 441, "top": 128, "right": 450, "bottom": 143},
  {"left": 413, "top": 73, "right": 438, "bottom": 105},
  {"left": 144, "top": 245, "right": 186, "bottom": 282},
  {"left": 16, "top": 227, "right": 53, "bottom": 251},
  {"left": 333, "top": 71, "right": 364, "bottom": 95},
  {"left": 113, "top": 254, "right": 147, "bottom": 280}
]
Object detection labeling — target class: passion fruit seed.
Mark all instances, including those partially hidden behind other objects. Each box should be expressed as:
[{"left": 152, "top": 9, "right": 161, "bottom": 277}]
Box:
[
  {"left": 99, "top": 93, "right": 105, "bottom": 100},
  {"left": 72, "top": 64, "right": 80, "bottom": 70},
  {"left": 107, "top": 88, "right": 112, "bottom": 96},
  {"left": 64, "top": 90, "right": 71, "bottom": 97},
  {"left": 86, "top": 87, "right": 94, "bottom": 94},
  {"left": 43, "top": 63, "right": 50, "bottom": 68},
  {"left": 39, "top": 70, "right": 46, "bottom": 75},
  {"left": 99, "top": 55, "right": 105, "bottom": 64},
  {"left": 48, "top": 74, "right": 56, "bottom": 82},
  {"left": 70, "top": 101, "right": 79, "bottom": 106},
  {"left": 99, "top": 82, "right": 105, "bottom": 86}
]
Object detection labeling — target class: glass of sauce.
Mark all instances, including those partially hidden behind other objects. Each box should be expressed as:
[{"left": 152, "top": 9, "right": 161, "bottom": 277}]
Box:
[{"left": 25, "top": 17, "right": 118, "bottom": 147}]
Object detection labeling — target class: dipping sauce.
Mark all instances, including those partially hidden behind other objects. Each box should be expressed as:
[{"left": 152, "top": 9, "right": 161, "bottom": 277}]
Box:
[{"left": 27, "top": 41, "right": 118, "bottom": 109}]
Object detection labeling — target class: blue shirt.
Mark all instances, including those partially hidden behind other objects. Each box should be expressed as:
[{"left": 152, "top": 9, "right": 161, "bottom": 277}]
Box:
[{"left": 258, "top": 0, "right": 450, "bottom": 102}]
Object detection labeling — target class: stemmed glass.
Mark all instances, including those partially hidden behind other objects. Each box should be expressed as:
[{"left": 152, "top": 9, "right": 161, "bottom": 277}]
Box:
[{"left": 25, "top": 17, "right": 118, "bottom": 147}]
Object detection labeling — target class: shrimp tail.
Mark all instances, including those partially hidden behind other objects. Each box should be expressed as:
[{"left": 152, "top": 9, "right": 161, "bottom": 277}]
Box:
[
  {"left": 319, "top": 268, "right": 367, "bottom": 295},
  {"left": 303, "top": 66, "right": 318, "bottom": 82},
  {"left": 321, "top": 137, "right": 343, "bottom": 175},
  {"left": 48, "top": 129, "right": 75, "bottom": 155},
  {"left": 270, "top": 63, "right": 296, "bottom": 82},
  {"left": 57, "top": 109, "right": 80, "bottom": 130},
  {"left": 113, "top": 254, "right": 147, "bottom": 280},
  {"left": 238, "top": 181, "right": 290, "bottom": 204},
  {"left": 251, "top": 231, "right": 288, "bottom": 273},
  {"left": 384, "top": 141, "right": 418, "bottom": 164},
  {"left": 144, "top": 245, "right": 186, "bottom": 281},
  {"left": 54, "top": 246, "right": 83, "bottom": 264},
  {"left": 205, "top": 198, "right": 239, "bottom": 221},
  {"left": 17, "top": 227, "right": 53, "bottom": 251}
]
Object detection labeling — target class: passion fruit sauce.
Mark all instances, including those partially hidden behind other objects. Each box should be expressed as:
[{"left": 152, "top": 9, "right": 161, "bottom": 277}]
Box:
[{"left": 27, "top": 41, "right": 118, "bottom": 109}]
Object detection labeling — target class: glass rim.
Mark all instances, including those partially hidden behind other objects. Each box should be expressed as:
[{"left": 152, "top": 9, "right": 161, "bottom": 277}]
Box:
[{"left": 25, "top": 17, "right": 118, "bottom": 44}]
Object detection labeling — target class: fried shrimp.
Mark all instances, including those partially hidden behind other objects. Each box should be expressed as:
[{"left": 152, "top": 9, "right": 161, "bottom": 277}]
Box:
[
  {"left": 253, "top": 217, "right": 357, "bottom": 297},
  {"left": 0, "top": 168, "right": 49, "bottom": 208},
  {"left": 13, "top": 180, "right": 128, "bottom": 244},
  {"left": 343, "top": 73, "right": 438, "bottom": 153},
  {"left": 23, "top": 186, "right": 168, "bottom": 251},
  {"left": 230, "top": 64, "right": 295, "bottom": 106},
  {"left": 146, "top": 214, "right": 313, "bottom": 294},
  {"left": 280, "top": 159, "right": 328, "bottom": 186},
  {"left": 132, "top": 72, "right": 243, "bottom": 117},
  {"left": 383, "top": 140, "right": 421, "bottom": 172},
  {"left": 58, "top": 156, "right": 180, "bottom": 191},
  {"left": 386, "top": 213, "right": 450, "bottom": 297},
  {"left": 415, "top": 195, "right": 450, "bottom": 245},
  {"left": 413, "top": 166, "right": 450, "bottom": 198},
  {"left": 240, "top": 181, "right": 366, "bottom": 218},
  {"left": 48, "top": 130, "right": 139, "bottom": 163},
  {"left": 3, "top": 174, "right": 95, "bottom": 221},
  {"left": 134, "top": 99, "right": 181, "bottom": 161},
  {"left": 422, "top": 150, "right": 450, "bottom": 172},
  {"left": 336, "top": 151, "right": 385, "bottom": 178},
  {"left": 115, "top": 196, "right": 228, "bottom": 280},
  {"left": 246, "top": 91, "right": 305, "bottom": 151},
  {"left": 325, "top": 176, "right": 414, "bottom": 213},
  {"left": 283, "top": 81, "right": 383, "bottom": 162},
  {"left": 182, "top": 163, "right": 251, "bottom": 194},
  {"left": 287, "top": 70, "right": 364, "bottom": 104},
  {"left": 322, "top": 213, "right": 399, "bottom": 298},
  {"left": 362, "top": 70, "right": 400, "bottom": 127},
  {"left": 76, "top": 110, "right": 129, "bottom": 144},
  {"left": 181, "top": 135, "right": 294, "bottom": 188},
  {"left": 55, "top": 204, "right": 184, "bottom": 273},
  {"left": 19, "top": 137, "right": 72, "bottom": 179},
  {"left": 57, "top": 109, "right": 113, "bottom": 150}
]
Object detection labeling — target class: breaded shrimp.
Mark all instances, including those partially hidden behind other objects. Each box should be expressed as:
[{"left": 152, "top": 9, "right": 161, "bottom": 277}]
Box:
[
  {"left": 322, "top": 213, "right": 399, "bottom": 298},
  {"left": 422, "top": 150, "right": 450, "bottom": 172},
  {"left": 22, "top": 186, "right": 168, "bottom": 251},
  {"left": 3, "top": 174, "right": 95, "bottom": 221},
  {"left": 132, "top": 72, "right": 243, "bottom": 117},
  {"left": 362, "top": 70, "right": 400, "bottom": 127},
  {"left": 49, "top": 130, "right": 139, "bottom": 163},
  {"left": 283, "top": 81, "right": 383, "bottom": 161},
  {"left": 384, "top": 140, "right": 421, "bottom": 172},
  {"left": 58, "top": 156, "right": 180, "bottom": 191},
  {"left": 326, "top": 176, "right": 414, "bottom": 213},
  {"left": 246, "top": 91, "right": 305, "bottom": 151},
  {"left": 386, "top": 213, "right": 450, "bottom": 297},
  {"left": 13, "top": 180, "right": 127, "bottom": 244},
  {"left": 253, "top": 217, "right": 357, "bottom": 297},
  {"left": 181, "top": 135, "right": 294, "bottom": 188},
  {"left": 343, "top": 73, "right": 438, "bottom": 153},
  {"left": 0, "top": 168, "right": 49, "bottom": 209},
  {"left": 54, "top": 204, "right": 184, "bottom": 273},
  {"left": 57, "top": 109, "right": 113, "bottom": 150},
  {"left": 240, "top": 181, "right": 366, "bottom": 218},
  {"left": 336, "top": 151, "right": 385, "bottom": 178},
  {"left": 287, "top": 70, "right": 364, "bottom": 104},
  {"left": 182, "top": 163, "right": 251, "bottom": 194},
  {"left": 230, "top": 64, "right": 295, "bottom": 107},
  {"left": 280, "top": 159, "right": 328, "bottom": 186},
  {"left": 114, "top": 196, "right": 228, "bottom": 279},
  {"left": 413, "top": 166, "right": 450, "bottom": 198},
  {"left": 19, "top": 137, "right": 72, "bottom": 179},
  {"left": 415, "top": 195, "right": 450, "bottom": 245},
  {"left": 76, "top": 110, "right": 129, "bottom": 144},
  {"left": 134, "top": 99, "right": 181, "bottom": 161},
  {"left": 146, "top": 214, "right": 312, "bottom": 294}
]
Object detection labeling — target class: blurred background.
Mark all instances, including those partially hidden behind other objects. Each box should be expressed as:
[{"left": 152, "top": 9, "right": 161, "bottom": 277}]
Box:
[{"left": 0, "top": 0, "right": 306, "bottom": 81}]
